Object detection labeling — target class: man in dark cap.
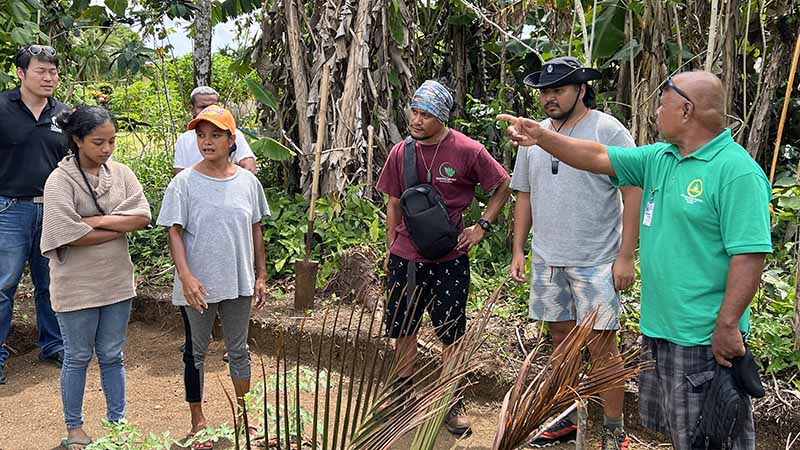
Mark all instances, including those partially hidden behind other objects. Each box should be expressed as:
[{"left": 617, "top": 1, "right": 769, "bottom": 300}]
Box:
[
  {"left": 500, "top": 71, "right": 770, "bottom": 450},
  {"left": 509, "top": 56, "right": 641, "bottom": 450},
  {"left": 376, "top": 79, "right": 511, "bottom": 435}
]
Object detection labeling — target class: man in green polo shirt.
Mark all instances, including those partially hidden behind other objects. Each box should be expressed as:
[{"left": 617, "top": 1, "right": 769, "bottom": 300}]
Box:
[{"left": 498, "top": 71, "right": 771, "bottom": 450}]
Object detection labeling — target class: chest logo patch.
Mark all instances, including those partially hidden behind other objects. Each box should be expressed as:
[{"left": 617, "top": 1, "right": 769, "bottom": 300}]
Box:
[
  {"left": 436, "top": 162, "right": 457, "bottom": 184},
  {"left": 50, "top": 116, "right": 62, "bottom": 133},
  {"left": 687, "top": 179, "right": 703, "bottom": 198},
  {"left": 681, "top": 178, "right": 705, "bottom": 205}
]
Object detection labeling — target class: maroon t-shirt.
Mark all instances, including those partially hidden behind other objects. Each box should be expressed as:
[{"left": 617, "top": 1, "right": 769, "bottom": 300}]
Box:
[{"left": 376, "top": 129, "right": 509, "bottom": 263}]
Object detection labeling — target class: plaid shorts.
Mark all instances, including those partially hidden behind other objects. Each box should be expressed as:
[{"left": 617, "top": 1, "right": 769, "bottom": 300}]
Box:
[{"left": 639, "top": 336, "right": 755, "bottom": 450}]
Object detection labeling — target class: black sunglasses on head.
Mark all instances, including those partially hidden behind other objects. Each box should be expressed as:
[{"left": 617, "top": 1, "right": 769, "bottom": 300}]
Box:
[
  {"left": 26, "top": 45, "right": 56, "bottom": 57},
  {"left": 660, "top": 77, "right": 693, "bottom": 106}
]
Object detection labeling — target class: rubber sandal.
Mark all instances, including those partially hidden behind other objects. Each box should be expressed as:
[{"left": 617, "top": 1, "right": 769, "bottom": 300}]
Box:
[
  {"left": 185, "top": 432, "right": 214, "bottom": 450},
  {"left": 190, "top": 438, "right": 214, "bottom": 450},
  {"left": 60, "top": 438, "right": 92, "bottom": 450}
]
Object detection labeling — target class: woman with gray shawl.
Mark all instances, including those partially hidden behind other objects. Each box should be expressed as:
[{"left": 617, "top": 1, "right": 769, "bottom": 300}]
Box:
[{"left": 41, "top": 105, "right": 151, "bottom": 450}]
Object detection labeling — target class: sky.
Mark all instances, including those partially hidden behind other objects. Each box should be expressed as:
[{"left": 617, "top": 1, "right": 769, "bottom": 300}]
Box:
[
  {"left": 88, "top": 1, "right": 242, "bottom": 56},
  {"left": 156, "top": 18, "right": 241, "bottom": 56}
]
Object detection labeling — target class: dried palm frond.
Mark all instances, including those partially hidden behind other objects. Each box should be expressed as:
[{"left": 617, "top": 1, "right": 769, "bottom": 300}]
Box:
[
  {"left": 224, "top": 281, "right": 499, "bottom": 450},
  {"left": 409, "top": 283, "right": 502, "bottom": 450},
  {"left": 492, "top": 309, "right": 648, "bottom": 450}
]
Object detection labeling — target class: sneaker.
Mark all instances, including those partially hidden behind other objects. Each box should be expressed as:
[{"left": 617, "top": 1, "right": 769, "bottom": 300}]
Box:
[
  {"left": 529, "top": 418, "right": 577, "bottom": 447},
  {"left": 444, "top": 398, "right": 471, "bottom": 436},
  {"left": 0, "top": 362, "right": 6, "bottom": 385},
  {"left": 600, "top": 426, "right": 629, "bottom": 450},
  {"left": 39, "top": 350, "right": 64, "bottom": 368}
]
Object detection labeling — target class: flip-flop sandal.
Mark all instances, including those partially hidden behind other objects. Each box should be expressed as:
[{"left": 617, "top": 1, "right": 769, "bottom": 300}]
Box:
[
  {"left": 60, "top": 438, "right": 92, "bottom": 450},
  {"left": 190, "top": 438, "right": 214, "bottom": 450},
  {"left": 186, "top": 432, "right": 214, "bottom": 450}
]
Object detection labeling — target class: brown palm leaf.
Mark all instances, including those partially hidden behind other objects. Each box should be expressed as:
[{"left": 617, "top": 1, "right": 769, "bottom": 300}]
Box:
[{"left": 492, "top": 309, "right": 647, "bottom": 450}]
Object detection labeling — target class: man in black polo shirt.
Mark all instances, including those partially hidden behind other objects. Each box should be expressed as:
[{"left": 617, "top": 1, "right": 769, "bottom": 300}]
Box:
[{"left": 0, "top": 45, "right": 69, "bottom": 384}]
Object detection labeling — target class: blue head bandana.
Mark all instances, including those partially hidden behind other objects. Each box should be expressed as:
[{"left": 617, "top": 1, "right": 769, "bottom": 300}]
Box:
[{"left": 410, "top": 80, "right": 453, "bottom": 123}]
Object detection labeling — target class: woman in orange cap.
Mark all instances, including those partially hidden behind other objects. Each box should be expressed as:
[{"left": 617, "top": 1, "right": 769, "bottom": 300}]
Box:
[{"left": 156, "top": 105, "right": 270, "bottom": 449}]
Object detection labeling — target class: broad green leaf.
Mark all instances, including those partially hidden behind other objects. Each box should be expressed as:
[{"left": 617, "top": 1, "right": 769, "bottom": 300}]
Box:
[
  {"left": 250, "top": 137, "right": 295, "bottom": 161},
  {"left": 60, "top": 15, "right": 74, "bottom": 29},
  {"left": 10, "top": 27, "right": 33, "bottom": 45},
  {"left": 600, "top": 39, "right": 641, "bottom": 68},
  {"left": 104, "top": 0, "right": 128, "bottom": 16},
  {"left": 70, "top": 0, "right": 91, "bottom": 14},
  {"left": 245, "top": 78, "right": 278, "bottom": 112},
  {"left": 774, "top": 173, "right": 797, "bottom": 187},
  {"left": 79, "top": 5, "right": 109, "bottom": 22},
  {"left": 777, "top": 195, "right": 800, "bottom": 210},
  {"left": 388, "top": 69, "right": 400, "bottom": 88},
  {"left": 387, "top": 0, "right": 405, "bottom": 44},
  {"left": 590, "top": 0, "right": 626, "bottom": 61},
  {"left": 8, "top": 1, "right": 34, "bottom": 22}
]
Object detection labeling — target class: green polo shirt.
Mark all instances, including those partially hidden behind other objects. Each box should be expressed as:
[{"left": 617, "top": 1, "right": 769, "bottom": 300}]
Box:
[{"left": 607, "top": 129, "right": 772, "bottom": 347}]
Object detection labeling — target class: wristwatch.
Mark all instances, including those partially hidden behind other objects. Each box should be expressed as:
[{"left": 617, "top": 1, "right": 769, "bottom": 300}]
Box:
[{"left": 477, "top": 218, "right": 492, "bottom": 232}]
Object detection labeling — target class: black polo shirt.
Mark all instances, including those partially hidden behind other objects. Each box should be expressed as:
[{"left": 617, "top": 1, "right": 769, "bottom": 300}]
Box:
[{"left": 0, "top": 87, "right": 70, "bottom": 197}]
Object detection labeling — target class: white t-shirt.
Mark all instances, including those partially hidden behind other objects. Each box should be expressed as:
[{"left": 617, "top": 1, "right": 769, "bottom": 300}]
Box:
[{"left": 173, "top": 129, "right": 257, "bottom": 169}]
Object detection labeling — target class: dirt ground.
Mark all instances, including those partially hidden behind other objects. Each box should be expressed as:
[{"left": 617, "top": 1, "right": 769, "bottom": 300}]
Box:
[
  {"left": 1, "top": 279, "right": 790, "bottom": 450},
  {"left": 0, "top": 317, "right": 676, "bottom": 450}
]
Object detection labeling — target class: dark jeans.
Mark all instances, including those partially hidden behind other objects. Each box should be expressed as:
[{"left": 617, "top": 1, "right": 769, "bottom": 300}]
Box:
[{"left": 0, "top": 195, "right": 63, "bottom": 365}]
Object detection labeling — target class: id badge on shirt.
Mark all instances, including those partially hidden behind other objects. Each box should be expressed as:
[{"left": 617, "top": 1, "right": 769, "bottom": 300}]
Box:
[{"left": 643, "top": 188, "right": 657, "bottom": 227}]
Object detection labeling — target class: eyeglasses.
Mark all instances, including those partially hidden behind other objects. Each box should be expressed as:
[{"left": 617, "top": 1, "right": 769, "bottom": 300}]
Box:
[
  {"left": 660, "top": 77, "right": 693, "bottom": 106},
  {"left": 25, "top": 45, "right": 57, "bottom": 57}
]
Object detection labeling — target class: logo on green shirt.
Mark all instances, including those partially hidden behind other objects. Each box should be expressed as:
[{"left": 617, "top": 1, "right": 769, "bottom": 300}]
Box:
[
  {"left": 682, "top": 178, "right": 704, "bottom": 205},
  {"left": 687, "top": 179, "right": 703, "bottom": 197}
]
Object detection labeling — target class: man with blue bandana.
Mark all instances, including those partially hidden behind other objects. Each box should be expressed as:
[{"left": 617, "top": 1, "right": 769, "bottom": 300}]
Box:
[{"left": 376, "top": 79, "right": 511, "bottom": 435}]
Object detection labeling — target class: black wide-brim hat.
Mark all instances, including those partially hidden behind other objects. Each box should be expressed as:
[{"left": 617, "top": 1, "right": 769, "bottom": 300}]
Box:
[{"left": 524, "top": 56, "right": 602, "bottom": 89}]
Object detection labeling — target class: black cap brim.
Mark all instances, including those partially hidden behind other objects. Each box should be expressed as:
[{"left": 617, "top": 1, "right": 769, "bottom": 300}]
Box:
[{"left": 523, "top": 67, "right": 602, "bottom": 89}]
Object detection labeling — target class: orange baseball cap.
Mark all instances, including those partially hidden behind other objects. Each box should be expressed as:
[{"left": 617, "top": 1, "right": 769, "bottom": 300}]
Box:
[{"left": 187, "top": 104, "right": 237, "bottom": 135}]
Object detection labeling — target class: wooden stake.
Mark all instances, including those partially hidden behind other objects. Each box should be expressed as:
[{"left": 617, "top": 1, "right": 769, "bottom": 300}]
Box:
[
  {"left": 575, "top": 399, "right": 588, "bottom": 450},
  {"left": 366, "top": 125, "right": 374, "bottom": 198}
]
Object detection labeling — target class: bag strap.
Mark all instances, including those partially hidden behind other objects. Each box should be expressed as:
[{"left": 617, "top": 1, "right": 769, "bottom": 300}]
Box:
[
  {"left": 402, "top": 137, "right": 419, "bottom": 303},
  {"left": 403, "top": 137, "right": 418, "bottom": 190}
]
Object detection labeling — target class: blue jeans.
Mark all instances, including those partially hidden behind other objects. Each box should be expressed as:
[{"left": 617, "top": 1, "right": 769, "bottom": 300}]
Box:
[
  {"left": 0, "top": 196, "right": 63, "bottom": 365},
  {"left": 56, "top": 299, "right": 132, "bottom": 429}
]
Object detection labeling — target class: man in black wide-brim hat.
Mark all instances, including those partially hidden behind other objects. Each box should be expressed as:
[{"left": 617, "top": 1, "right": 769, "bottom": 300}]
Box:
[
  {"left": 509, "top": 56, "right": 642, "bottom": 450},
  {"left": 501, "top": 65, "right": 771, "bottom": 450}
]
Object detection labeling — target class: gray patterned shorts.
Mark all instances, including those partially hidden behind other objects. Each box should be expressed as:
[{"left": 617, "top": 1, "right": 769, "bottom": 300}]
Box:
[
  {"left": 528, "top": 262, "right": 620, "bottom": 329},
  {"left": 639, "top": 336, "right": 755, "bottom": 450}
]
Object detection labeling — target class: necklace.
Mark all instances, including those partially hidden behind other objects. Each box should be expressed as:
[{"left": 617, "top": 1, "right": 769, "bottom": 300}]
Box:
[
  {"left": 549, "top": 108, "right": 590, "bottom": 175},
  {"left": 419, "top": 129, "right": 449, "bottom": 183}
]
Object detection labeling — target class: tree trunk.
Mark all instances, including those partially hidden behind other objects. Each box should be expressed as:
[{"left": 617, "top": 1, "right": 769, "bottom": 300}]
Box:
[
  {"left": 720, "top": 0, "right": 738, "bottom": 118},
  {"left": 633, "top": 1, "right": 668, "bottom": 144},
  {"left": 745, "top": 39, "right": 789, "bottom": 159},
  {"left": 284, "top": 0, "right": 314, "bottom": 183},
  {"left": 320, "top": 0, "right": 373, "bottom": 193},
  {"left": 451, "top": 25, "right": 467, "bottom": 119},
  {"left": 193, "top": 0, "right": 212, "bottom": 87}
]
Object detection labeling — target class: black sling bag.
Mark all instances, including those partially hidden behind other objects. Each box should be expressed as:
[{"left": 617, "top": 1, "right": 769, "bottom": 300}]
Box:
[{"left": 399, "top": 137, "right": 459, "bottom": 260}]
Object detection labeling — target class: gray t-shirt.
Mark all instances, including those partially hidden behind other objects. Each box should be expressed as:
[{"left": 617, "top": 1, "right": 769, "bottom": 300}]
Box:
[
  {"left": 157, "top": 167, "right": 271, "bottom": 305},
  {"left": 510, "top": 109, "right": 635, "bottom": 266}
]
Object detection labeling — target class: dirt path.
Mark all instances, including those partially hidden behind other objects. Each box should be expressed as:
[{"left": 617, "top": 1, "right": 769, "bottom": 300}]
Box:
[{"left": 1, "top": 318, "right": 676, "bottom": 450}]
